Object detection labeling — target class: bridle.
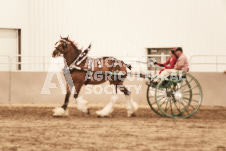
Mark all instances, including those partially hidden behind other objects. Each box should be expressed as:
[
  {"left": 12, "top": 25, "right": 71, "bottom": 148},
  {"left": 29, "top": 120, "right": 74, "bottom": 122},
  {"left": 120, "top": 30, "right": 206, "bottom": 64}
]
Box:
[
  {"left": 55, "top": 39, "right": 91, "bottom": 71},
  {"left": 55, "top": 39, "right": 70, "bottom": 53}
]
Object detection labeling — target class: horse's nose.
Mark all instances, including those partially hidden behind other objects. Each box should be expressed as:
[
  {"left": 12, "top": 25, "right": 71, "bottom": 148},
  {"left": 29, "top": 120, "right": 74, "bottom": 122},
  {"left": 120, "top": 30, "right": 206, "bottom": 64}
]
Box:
[{"left": 52, "top": 50, "right": 57, "bottom": 57}]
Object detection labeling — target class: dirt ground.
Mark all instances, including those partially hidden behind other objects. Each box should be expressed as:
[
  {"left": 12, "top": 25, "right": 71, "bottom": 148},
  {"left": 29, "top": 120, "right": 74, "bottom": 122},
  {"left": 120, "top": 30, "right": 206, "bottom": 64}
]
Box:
[{"left": 0, "top": 104, "right": 226, "bottom": 151}]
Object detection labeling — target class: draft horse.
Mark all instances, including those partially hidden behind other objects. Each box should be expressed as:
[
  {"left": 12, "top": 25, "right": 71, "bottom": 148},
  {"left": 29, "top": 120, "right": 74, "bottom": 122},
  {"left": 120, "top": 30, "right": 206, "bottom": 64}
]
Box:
[{"left": 52, "top": 37, "right": 138, "bottom": 117}]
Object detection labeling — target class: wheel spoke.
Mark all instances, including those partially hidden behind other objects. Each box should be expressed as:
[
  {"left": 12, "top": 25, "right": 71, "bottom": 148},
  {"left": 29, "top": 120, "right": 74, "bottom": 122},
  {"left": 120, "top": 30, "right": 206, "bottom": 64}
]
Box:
[
  {"left": 157, "top": 89, "right": 165, "bottom": 94},
  {"left": 151, "top": 102, "right": 157, "bottom": 105},
  {"left": 182, "top": 98, "right": 197, "bottom": 109},
  {"left": 182, "top": 97, "right": 190, "bottom": 101},
  {"left": 180, "top": 78, "right": 193, "bottom": 90},
  {"left": 164, "top": 98, "right": 170, "bottom": 112},
  {"left": 182, "top": 93, "right": 190, "bottom": 96},
  {"left": 178, "top": 100, "right": 181, "bottom": 112},
  {"left": 177, "top": 100, "right": 190, "bottom": 114},
  {"left": 180, "top": 83, "right": 188, "bottom": 89},
  {"left": 182, "top": 92, "right": 191, "bottom": 94},
  {"left": 156, "top": 95, "right": 165, "bottom": 98},
  {"left": 157, "top": 96, "right": 166, "bottom": 101},
  {"left": 187, "top": 78, "right": 194, "bottom": 84},
  {"left": 189, "top": 104, "right": 196, "bottom": 110},
  {"left": 182, "top": 85, "right": 198, "bottom": 93},
  {"left": 173, "top": 100, "right": 181, "bottom": 113},
  {"left": 183, "top": 97, "right": 199, "bottom": 103},
  {"left": 181, "top": 85, "right": 190, "bottom": 92},
  {"left": 159, "top": 97, "right": 168, "bottom": 107},
  {"left": 169, "top": 98, "right": 174, "bottom": 116},
  {"left": 156, "top": 107, "right": 161, "bottom": 113},
  {"left": 191, "top": 93, "right": 201, "bottom": 95},
  {"left": 152, "top": 73, "right": 202, "bottom": 119},
  {"left": 147, "top": 86, "right": 165, "bottom": 116}
]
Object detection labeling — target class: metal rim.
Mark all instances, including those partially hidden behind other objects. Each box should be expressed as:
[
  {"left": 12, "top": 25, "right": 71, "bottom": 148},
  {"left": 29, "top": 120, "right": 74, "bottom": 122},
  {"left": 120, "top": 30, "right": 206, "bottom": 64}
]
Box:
[
  {"left": 155, "top": 72, "right": 203, "bottom": 119},
  {"left": 147, "top": 85, "right": 165, "bottom": 116}
]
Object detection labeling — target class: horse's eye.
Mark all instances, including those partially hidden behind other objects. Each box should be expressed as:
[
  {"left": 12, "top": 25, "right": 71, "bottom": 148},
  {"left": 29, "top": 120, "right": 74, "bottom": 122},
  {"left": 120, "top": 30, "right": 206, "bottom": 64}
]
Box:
[{"left": 62, "top": 43, "right": 67, "bottom": 49}]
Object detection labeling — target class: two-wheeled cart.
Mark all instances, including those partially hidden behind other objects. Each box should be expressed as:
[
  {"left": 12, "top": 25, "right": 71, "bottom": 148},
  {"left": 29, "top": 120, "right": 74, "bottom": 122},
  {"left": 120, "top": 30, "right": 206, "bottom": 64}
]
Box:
[{"left": 145, "top": 71, "right": 202, "bottom": 118}]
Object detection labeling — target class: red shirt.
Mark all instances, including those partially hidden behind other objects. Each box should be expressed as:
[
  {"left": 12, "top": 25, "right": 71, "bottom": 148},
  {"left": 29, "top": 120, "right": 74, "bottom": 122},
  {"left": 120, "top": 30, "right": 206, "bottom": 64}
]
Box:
[{"left": 157, "top": 57, "right": 177, "bottom": 69}]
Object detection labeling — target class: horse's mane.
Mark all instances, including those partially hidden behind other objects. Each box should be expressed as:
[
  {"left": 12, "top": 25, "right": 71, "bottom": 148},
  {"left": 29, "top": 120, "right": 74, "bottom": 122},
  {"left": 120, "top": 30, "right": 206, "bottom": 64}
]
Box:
[{"left": 61, "top": 37, "right": 81, "bottom": 52}]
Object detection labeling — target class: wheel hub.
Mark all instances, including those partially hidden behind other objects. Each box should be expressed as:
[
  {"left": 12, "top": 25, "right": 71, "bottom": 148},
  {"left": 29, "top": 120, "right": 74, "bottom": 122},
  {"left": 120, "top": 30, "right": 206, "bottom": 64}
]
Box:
[
  {"left": 166, "top": 91, "right": 173, "bottom": 97},
  {"left": 174, "top": 91, "right": 183, "bottom": 100}
]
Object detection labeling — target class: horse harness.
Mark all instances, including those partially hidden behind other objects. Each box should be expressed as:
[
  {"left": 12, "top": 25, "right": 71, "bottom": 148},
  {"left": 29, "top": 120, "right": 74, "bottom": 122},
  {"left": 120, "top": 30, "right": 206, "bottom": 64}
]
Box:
[{"left": 65, "top": 47, "right": 121, "bottom": 85}]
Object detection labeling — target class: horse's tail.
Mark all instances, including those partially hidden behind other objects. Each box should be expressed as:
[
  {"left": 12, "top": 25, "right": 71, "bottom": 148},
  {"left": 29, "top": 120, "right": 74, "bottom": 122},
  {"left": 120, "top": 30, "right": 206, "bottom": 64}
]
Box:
[{"left": 126, "top": 64, "right": 132, "bottom": 70}]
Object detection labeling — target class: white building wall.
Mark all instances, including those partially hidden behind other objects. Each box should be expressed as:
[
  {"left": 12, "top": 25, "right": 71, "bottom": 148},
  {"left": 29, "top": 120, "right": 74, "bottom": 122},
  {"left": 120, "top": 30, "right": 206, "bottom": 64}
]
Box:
[
  {"left": 0, "top": 0, "right": 226, "bottom": 71},
  {"left": 0, "top": 0, "right": 29, "bottom": 69}
]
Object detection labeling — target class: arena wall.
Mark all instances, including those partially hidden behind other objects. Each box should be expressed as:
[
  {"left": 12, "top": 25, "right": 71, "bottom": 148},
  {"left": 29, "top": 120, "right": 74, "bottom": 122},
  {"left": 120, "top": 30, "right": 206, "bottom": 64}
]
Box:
[
  {"left": 0, "top": 71, "right": 225, "bottom": 107},
  {"left": 0, "top": 0, "right": 226, "bottom": 71}
]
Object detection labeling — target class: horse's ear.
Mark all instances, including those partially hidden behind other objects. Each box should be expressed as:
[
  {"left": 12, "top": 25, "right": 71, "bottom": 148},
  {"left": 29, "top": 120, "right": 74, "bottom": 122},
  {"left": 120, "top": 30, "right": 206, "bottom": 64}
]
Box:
[
  {"left": 60, "top": 35, "right": 62, "bottom": 39},
  {"left": 67, "top": 35, "right": 69, "bottom": 40},
  {"left": 88, "top": 43, "right": 92, "bottom": 49}
]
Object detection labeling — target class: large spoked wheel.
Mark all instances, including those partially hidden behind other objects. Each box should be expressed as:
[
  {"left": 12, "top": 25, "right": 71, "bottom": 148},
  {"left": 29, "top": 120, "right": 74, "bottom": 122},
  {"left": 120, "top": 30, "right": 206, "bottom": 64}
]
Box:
[
  {"left": 155, "top": 72, "right": 203, "bottom": 119},
  {"left": 147, "top": 85, "right": 165, "bottom": 116}
]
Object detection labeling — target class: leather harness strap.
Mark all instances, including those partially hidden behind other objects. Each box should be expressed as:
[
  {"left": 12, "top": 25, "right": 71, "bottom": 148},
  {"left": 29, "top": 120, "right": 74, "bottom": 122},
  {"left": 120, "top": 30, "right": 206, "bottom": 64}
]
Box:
[
  {"left": 84, "top": 57, "right": 93, "bottom": 85},
  {"left": 67, "top": 51, "right": 126, "bottom": 85}
]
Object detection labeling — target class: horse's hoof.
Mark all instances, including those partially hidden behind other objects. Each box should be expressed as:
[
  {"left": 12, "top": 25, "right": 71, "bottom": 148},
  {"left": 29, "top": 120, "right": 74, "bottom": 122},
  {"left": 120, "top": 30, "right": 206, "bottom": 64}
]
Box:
[
  {"left": 87, "top": 109, "right": 90, "bottom": 115},
  {"left": 52, "top": 107, "right": 68, "bottom": 117},
  {"left": 97, "top": 115, "right": 109, "bottom": 118},
  {"left": 127, "top": 113, "right": 136, "bottom": 117},
  {"left": 96, "top": 111, "right": 110, "bottom": 118}
]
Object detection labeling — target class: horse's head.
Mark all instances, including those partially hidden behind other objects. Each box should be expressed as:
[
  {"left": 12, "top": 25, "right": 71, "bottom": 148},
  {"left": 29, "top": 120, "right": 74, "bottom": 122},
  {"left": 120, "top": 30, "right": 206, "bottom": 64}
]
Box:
[{"left": 52, "top": 36, "right": 78, "bottom": 57}]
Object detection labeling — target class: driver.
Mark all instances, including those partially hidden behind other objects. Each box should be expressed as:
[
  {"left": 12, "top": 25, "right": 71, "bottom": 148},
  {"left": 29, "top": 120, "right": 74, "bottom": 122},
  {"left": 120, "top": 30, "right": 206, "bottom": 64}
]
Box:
[
  {"left": 174, "top": 47, "right": 189, "bottom": 72},
  {"left": 152, "top": 47, "right": 189, "bottom": 83}
]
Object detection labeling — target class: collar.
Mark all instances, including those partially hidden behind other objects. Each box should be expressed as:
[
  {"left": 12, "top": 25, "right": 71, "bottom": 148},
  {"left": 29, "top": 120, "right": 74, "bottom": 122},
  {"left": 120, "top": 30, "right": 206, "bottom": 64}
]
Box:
[{"left": 68, "top": 47, "right": 90, "bottom": 70}]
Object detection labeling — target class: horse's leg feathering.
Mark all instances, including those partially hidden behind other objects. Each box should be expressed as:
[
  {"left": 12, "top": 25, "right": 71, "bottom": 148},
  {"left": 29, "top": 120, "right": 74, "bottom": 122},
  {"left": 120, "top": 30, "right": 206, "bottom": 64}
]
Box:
[{"left": 52, "top": 107, "right": 69, "bottom": 117}]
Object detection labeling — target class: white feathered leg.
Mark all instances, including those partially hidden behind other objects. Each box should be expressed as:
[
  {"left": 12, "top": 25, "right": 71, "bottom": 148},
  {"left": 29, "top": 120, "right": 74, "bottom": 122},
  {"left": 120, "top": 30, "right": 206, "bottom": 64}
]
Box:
[
  {"left": 76, "top": 96, "right": 89, "bottom": 114},
  {"left": 126, "top": 95, "right": 138, "bottom": 117},
  {"left": 96, "top": 94, "right": 118, "bottom": 117},
  {"left": 52, "top": 107, "right": 69, "bottom": 117}
]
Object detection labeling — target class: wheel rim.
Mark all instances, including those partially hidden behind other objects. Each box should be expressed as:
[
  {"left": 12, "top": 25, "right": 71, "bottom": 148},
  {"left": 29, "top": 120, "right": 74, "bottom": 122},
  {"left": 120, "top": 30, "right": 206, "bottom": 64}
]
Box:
[
  {"left": 147, "top": 85, "right": 165, "bottom": 116},
  {"left": 155, "top": 72, "right": 203, "bottom": 118}
]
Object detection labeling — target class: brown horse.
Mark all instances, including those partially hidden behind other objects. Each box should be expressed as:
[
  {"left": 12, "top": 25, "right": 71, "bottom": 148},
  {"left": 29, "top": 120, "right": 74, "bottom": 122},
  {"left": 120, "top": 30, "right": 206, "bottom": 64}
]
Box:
[{"left": 51, "top": 37, "right": 138, "bottom": 117}]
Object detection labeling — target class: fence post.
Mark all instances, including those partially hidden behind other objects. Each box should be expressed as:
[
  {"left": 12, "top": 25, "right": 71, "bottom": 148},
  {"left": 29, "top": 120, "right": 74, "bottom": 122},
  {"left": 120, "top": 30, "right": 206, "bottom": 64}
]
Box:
[
  {"left": 216, "top": 56, "right": 218, "bottom": 72},
  {"left": 189, "top": 56, "right": 193, "bottom": 71},
  {"left": 43, "top": 56, "right": 45, "bottom": 71},
  {"left": 9, "top": 56, "right": 12, "bottom": 103}
]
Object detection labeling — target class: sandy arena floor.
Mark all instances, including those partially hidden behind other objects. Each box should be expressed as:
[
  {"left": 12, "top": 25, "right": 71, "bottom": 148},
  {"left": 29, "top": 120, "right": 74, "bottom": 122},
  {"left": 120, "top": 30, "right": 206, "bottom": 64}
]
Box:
[{"left": 0, "top": 105, "right": 226, "bottom": 151}]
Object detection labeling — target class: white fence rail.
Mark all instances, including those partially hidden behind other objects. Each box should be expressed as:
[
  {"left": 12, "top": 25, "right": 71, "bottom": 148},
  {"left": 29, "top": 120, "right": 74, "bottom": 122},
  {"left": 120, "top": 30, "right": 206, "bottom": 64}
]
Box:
[
  {"left": 189, "top": 55, "right": 226, "bottom": 72},
  {"left": 0, "top": 55, "right": 171, "bottom": 72},
  {"left": 1, "top": 55, "right": 226, "bottom": 72},
  {"left": 0, "top": 54, "right": 225, "bottom": 103}
]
